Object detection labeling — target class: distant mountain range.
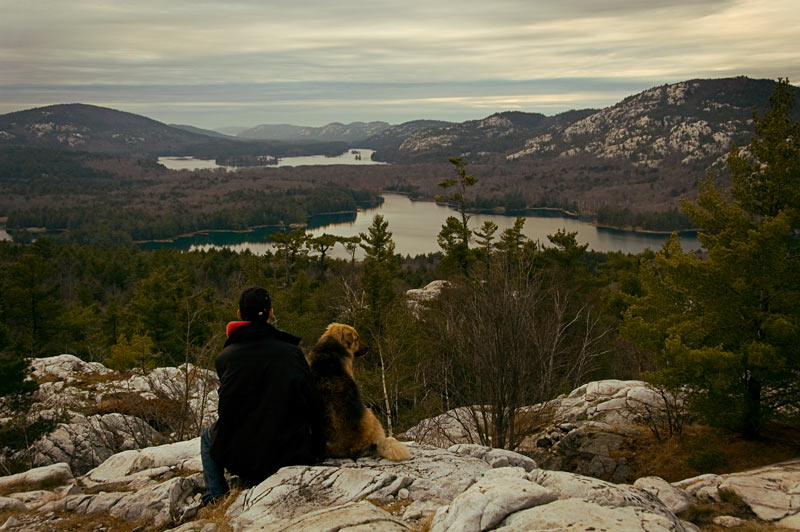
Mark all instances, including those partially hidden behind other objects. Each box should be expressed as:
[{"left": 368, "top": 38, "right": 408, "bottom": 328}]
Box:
[
  {"left": 236, "top": 121, "right": 392, "bottom": 142},
  {"left": 0, "top": 104, "right": 347, "bottom": 160},
  {"left": 1, "top": 77, "right": 796, "bottom": 174}
]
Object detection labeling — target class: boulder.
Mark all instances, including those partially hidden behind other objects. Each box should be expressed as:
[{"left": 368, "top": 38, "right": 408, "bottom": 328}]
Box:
[
  {"left": 29, "top": 354, "right": 112, "bottom": 382},
  {"left": 40, "top": 475, "right": 203, "bottom": 528},
  {"left": 0, "top": 497, "right": 26, "bottom": 512},
  {"left": 635, "top": 476, "right": 693, "bottom": 514},
  {"left": 26, "top": 412, "right": 162, "bottom": 474},
  {"left": 228, "top": 444, "right": 491, "bottom": 530},
  {"left": 718, "top": 459, "right": 800, "bottom": 521},
  {"left": 493, "top": 498, "right": 682, "bottom": 532},
  {"left": 430, "top": 467, "right": 556, "bottom": 532},
  {"left": 402, "top": 379, "right": 681, "bottom": 482},
  {"left": 0, "top": 462, "right": 73, "bottom": 491},
  {"left": 83, "top": 438, "right": 202, "bottom": 486}
]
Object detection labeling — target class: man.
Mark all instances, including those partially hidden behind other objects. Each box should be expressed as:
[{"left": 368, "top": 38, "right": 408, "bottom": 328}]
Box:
[{"left": 201, "top": 286, "right": 324, "bottom": 504}]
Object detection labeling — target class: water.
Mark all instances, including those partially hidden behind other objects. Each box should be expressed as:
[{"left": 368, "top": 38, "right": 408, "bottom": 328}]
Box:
[
  {"left": 181, "top": 193, "right": 700, "bottom": 258},
  {"left": 157, "top": 149, "right": 385, "bottom": 171}
]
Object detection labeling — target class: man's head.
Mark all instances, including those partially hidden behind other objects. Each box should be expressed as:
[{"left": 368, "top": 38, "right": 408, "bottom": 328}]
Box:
[{"left": 238, "top": 286, "right": 273, "bottom": 322}]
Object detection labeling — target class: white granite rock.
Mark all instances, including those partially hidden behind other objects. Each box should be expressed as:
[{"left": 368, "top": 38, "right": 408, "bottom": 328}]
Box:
[
  {"left": 84, "top": 437, "right": 202, "bottom": 486},
  {"left": 526, "top": 469, "right": 685, "bottom": 528},
  {"left": 26, "top": 412, "right": 162, "bottom": 474},
  {"left": 0, "top": 497, "right": 26, "bottom": 511},
  {"left": 280, "top": 501, "right": 410, "bottom": 532},
  {"left": 0, "top": 462, "right": 72, "bottom": 491},
  {"left": 6, "top": 485, "right": 79, "bottom": 510},
  {"left": 718, "top": 459, "right": 800, "bottom": 521},
  {"left": 447, "top": 444, "right": 537, "bottom": 472},
  {"left": 430, "top": 467, "right": 556, "bottom": 532},
  {"left": 228, "top": 445, "right": 491, "bottom": 530},
  {"left": 40, "top": 475, "right": 202, "bottom": 528},
  {"left": 29, "top": 354, "right": 111, "bottom": 382},
  {"left": 635, "top": 476, "right": 693, "bottom": 514},
  {"left": 713, "top": 515, "right": 747, "bottom": 527},
  {"left": 493, "top": 498, "right": 683, "bottom": 532}
]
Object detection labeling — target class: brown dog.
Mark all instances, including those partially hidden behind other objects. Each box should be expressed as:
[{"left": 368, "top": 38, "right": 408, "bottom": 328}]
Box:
[{"left": 307, "top": 323, "right": 411, "bottom": 461}]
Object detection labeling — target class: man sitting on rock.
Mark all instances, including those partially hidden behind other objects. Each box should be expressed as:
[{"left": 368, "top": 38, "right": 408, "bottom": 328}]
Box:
[{"left": 201, "top": 286, "right": 325, "bottom": 505}]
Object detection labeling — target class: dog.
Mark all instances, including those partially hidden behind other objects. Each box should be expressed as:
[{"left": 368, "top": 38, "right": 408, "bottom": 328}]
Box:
[{"left": 307, "top": 323, "right": 411, "bottom": 461}]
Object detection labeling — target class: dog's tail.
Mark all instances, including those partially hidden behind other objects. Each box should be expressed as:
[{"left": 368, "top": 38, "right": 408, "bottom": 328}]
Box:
[{"left": 377, "top": 436, "right": 411, "bottom": 461}]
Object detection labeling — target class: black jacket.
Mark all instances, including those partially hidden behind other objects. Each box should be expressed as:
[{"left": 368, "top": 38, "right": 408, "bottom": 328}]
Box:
[{"left": 210, "top": 321, "right": 324, "bottom": 486}]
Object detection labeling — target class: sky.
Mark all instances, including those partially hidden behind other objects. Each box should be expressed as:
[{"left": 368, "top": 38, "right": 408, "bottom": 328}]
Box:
[{"left": 1, "top": 0, "right": 798, "bottom": 129}]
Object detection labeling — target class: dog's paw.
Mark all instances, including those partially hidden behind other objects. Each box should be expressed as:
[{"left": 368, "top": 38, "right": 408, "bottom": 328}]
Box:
[{"left": 378, "top": 437, "right": 411, "bottom": 461}]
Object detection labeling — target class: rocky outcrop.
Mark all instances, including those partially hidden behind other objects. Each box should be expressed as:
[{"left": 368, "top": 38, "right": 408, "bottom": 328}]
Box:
[
  {"left": 4, "top": 354, "right": 218, "bottom": 475},
  {"left": 0, "top": 414, "right": 798, "bottom": 530},
  {"left": 403, "top": 379, "right": 680, "bottom": 483},
  {"left": 677, "top": 459, "right": 800, "bottom": 526}
]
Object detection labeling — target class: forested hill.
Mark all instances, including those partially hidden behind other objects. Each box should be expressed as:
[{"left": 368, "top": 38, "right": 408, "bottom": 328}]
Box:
[{"left": 0, "top": 104, "right": 347, "bottom": 160}]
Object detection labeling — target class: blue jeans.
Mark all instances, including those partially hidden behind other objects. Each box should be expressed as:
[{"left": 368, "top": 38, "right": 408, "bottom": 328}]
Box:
[{"left": 201, "top": 426, "right": 229, "bottom": 504}]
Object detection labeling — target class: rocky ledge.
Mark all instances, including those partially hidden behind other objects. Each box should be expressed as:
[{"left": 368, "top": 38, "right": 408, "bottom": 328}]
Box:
[{"left": 1, "top": 438, "right": 798, "bottom": 531}]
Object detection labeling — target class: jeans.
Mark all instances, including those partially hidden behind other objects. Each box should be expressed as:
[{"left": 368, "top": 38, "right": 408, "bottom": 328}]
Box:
[{"left": 201, "top": 426, "right": 229, "bottom": 504}]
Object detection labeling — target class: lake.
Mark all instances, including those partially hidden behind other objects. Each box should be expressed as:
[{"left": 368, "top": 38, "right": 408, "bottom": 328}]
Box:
[
  {"left": 157, "top": 149, "right": 385, "bottom": 171},
  {"left": 153, "top": 193, "right": 701, "bottom": 258}
]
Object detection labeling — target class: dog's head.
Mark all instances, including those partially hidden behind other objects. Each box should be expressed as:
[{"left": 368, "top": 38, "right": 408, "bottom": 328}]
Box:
[{"left": 321, "top": 323, "right": 369, "bottom": 358}]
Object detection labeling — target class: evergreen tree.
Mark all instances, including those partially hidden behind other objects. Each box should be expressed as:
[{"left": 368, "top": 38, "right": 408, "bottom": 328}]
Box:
[
  {"left": 436, "top": 157, "right": 477, "bottom": 277},
  {"left": 624, "top": 79, "right": 800, "bottom": 437}
]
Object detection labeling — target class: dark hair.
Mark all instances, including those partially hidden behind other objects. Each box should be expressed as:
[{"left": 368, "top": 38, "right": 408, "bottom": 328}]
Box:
[{"left": 239, "top": 286, "right": 272, "bottom": 322}]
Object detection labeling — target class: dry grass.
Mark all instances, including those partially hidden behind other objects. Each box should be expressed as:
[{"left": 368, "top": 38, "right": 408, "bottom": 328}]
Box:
[
  {"left": 193, "top": 488, "right": 240, "bottom": 532},
  {"left": 623, "top": 423, "right": 800, "bottom": 482},
  {"left": 0, "top": 509, "right": 149, "bottom": 532}
]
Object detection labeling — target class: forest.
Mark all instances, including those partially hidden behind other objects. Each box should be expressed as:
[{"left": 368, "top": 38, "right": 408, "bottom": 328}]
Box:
[{"left": 0, "top": 81, "right": 797, "bottom": 466}]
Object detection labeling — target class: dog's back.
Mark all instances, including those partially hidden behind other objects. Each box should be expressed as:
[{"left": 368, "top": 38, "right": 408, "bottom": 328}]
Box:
[{"left": 308, "top": 338, "right": 369, "bottom": 457}]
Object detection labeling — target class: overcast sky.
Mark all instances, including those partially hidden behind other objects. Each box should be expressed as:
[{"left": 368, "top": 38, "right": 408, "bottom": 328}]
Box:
[{"left": 1, "top": 0, "right": 798, "bottom": 129}]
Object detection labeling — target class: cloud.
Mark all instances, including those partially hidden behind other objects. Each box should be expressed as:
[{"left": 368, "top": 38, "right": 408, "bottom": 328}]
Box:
[{"left": 0, "top": 0, "right": 798, "bottom": 126}]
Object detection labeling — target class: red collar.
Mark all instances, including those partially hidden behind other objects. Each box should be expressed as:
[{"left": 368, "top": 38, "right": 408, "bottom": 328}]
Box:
[{"left": 226, "top": 321, "right": 251, "bottom": 338}]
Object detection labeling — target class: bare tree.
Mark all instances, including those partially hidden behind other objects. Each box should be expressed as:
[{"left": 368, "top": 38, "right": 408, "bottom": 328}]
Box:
[{"left": 423, "top": 268, "right": 610, "bottom": 450}]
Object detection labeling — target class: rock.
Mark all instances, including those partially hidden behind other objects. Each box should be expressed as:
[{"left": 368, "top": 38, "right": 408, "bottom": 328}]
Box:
[
  {"left": 26, "top": 413, "right": 162, "bottom": 474},
  {"left": 40, "top": 475, "right": 203, "bottom": 528},
  {"left": 228, "top": 445, "right": 491, "bottom": 530},
  {"left": 0, "top": 462, "right": 73, "bottom": 491},
  {"left": 6, "top": 484, "right": 80, "bottom": 510},
  {"left": 84, "top": 438, "right": 201, "bottom": 486},
  {"left": 674, "top": 473, "right": 723, "bottom": 501},
  {"left": 430, "top": 467, "right": 556, "bottom": 532},
  {"left": 635, "top": 476, "right": 693, "bottom": 514},
  {"left": 0, "top": 496, "right": 26, "bottom": 511},
  {"left": 406, "top": 280, "right": 449, "bottom": 315},
  {"left": 526, "top": 469, "right": 685, "bottom": 529},
  {"left": 29, "top": 354, "right": 112, "bottom": 382},
  {"left": 492, "top": 498, "right": 683, "bottom": 532},
  {"left": 0, "top": 517, "right": 20, "bottom": 530},
  {"left": 403, "top": 380, "right": 679, "bottom": 482},
  {"left": 718, "top": 459, "right": 800, "bottom": 521},
  {"left": 447, "top": 444, "right": 537, "bottom": 472},
  {"left": 779, "top": 511, "right": 800, "bottom": 530},
  {"left": 712, "top": 515, "right": 747, "bottom": 527},
  {"left": 283, "top": 501, "right": 409, "bottom": 531}
]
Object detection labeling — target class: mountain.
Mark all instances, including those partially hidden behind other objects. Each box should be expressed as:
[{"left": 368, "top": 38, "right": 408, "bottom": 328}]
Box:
[
  {"left": 169, "top": 123, "right": 238, "bottom": 139},
  {"left": 0, "top": 104, "right": 347, "bottom": 159},
  {"left": 0, "top": 104, "right": 218, "bottom": 155},
  {"left": 237, "top": 121, "right": 391, "bottom": 142},
  {"left": 365, "top": 112, "right": 593, "bottom": 162},
  {"left": 365, "top": 78, "right": 800, "bottom": 172}
]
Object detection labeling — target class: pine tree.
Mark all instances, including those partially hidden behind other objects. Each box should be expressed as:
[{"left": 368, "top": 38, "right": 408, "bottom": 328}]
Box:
[{"left": 624, "top": 79, "right": 800, "bottom": 437}]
